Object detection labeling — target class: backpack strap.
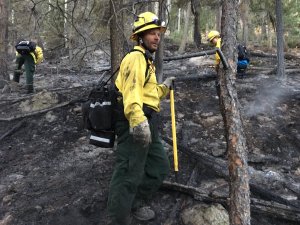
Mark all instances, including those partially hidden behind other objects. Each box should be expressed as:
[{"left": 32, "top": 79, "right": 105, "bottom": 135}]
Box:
[
  {"left": 129, "top": 48, "right": 152, "bottom": 86},
  {"left": 101, "top": 48, "right": 151, "bottom": 88}
]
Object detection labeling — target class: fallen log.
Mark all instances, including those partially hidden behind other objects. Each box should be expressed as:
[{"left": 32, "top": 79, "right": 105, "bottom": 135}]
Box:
[
  {"left": 164, "top": 164, "right": 199, "bottom": 225},
  {"left": 162, "top": 137, "right": 300, "bottom": 208},
  {"left": 162, "top": 181, "right": 300, "bottom": 222},
  {"left": 0, "top": 120, "right": 26, "bottom": 141},
  {"left": 164, "top": 49, "right": 217, "bottom": 61},
  {"left": 0, "top": 101, "right": 71, "bottom": 122},
  {"left": 174, "top": 73, "right": 216, "bottom": 82},
  {"left": 249, "top": 51, "right": 300, "bottom": 60}
]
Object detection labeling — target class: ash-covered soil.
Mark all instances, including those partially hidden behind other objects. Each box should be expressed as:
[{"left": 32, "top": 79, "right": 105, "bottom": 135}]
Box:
[{"left": 0, "top": 46, "right": 299, "bottom": 225}]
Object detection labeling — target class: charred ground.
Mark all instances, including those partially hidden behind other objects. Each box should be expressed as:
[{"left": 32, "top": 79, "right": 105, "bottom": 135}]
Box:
[{"left": 0, "top": 44, "right": 299, "bottom": 225}]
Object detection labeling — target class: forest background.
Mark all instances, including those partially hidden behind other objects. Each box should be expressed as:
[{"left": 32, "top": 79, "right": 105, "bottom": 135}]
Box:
[{"left": 1, "top": 0, "right": 300, "bottom": 76}]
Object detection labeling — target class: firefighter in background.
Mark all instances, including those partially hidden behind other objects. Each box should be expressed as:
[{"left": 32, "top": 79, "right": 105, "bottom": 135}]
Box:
[
  {"left": 207, "top": 30, "right": 222, "bottom": 97},
  {"left": 237, "top": 44, "right": 250, "bottom": 78},
  {"left": 207, "top": 30, "right": 221, "bottom": 71},
  {"left": 107, "top": 12, "right": 175, "bottom": 225},
  {"left": 13, "top": 39, "right": 43, "bottom": 94}
]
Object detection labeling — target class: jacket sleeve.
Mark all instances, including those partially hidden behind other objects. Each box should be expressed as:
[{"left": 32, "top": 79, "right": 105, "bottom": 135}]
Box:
[
  {"left": 35, "top": 46, "right": 44, "bottom": 64},
  {"left": 157, "top": 84, "right": 169, "bottom": 100},
  {"left": 121, "top": 54, "right": 148, "bottom": 128}
]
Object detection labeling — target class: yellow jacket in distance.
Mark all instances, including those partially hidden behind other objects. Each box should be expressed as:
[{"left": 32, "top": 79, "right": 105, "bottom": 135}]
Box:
[
  {"left": 115, "top": 46, "right": 169, "bottom": 128},
  {"left": 215, "top": 38, "right": 221, "bottom": 66}
]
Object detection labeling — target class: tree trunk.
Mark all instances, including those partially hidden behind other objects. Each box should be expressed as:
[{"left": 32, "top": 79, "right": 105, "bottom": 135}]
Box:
[
  {"left": 178, "top": 2, "right": 191, "bottom": 54},
  {"left": 0, "top": 0, "right": 9, "bottom": 81},
  {"left": 216, "top": 5, "right": 222, "bottom": 32},
  {"left": 177, "top": 8, "right": 181, "bottom": 32},
  {"left": 154, "top": 0, "right": 165, "bottom": 83},
  {"left": 275, "top": 0, "right": 286, "bottom": 80},
  {"left": 239, "top": 0, "right": 249, "bottom": 45},
  {"left": 110, "top": 0, "right": 124, "bottom": 78},
  {"left": 64, "top": 0, "right": 73, "bottom": 62},
  {"left": 221, "top": 1, "right": 251, "bottom": 224},
  {"left": 191, "top": 0, "right": 201, "bottom": 48},
  {"left": 260, "top": 3, "right": 267, "bottom": 42}
]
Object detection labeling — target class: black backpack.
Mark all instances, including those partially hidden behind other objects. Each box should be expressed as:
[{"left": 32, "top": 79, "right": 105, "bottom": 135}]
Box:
[
  {"left": 237, "top": 44, "right": 249, "bottom": 61},
  {"left": 15, "top": 40, "right": 36, "bottom": 55},
  {"left": 82, "top": 49, "right": 151, "bottom": 148}
]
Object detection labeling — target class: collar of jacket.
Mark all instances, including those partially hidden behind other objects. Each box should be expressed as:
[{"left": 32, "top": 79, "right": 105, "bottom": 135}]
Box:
[{"left": 134, "top": 45, "right": 153, "bottom": 62}]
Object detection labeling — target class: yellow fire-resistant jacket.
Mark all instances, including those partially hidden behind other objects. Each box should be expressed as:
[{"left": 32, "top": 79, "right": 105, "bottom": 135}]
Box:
[
  {"left": 115, "top": 46, "right": 169, "bottom": 128},
  {"left": 215, "top": 38, "right": 221, "bottom": 66},
  {"left": 16, "top": 45, "right": 44, "bottom": 64}
]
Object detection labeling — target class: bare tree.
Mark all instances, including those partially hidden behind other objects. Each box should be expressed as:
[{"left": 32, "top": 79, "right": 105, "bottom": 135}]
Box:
[
  {"left": 275, "top": 0, "right": 285, "bottom": 80},
  {"left": 220, "top": 0, "right": 251, "bottom": 224},
  {"left": 191, "top": 0, "right": 201, "bottom": 48},
  {"left": 239, "top": 0, "right": 249, "bottom": 45},
  {"left": 110, "top": 0, "right": 125, "bottom": 76},
  {"left": 0, "top": 0, "right": 9, "bottom": 81},
  {"left": 178, "top": 2, "right": 191, "bottom": 54},
  {"left": 216, "top": 4, "right": 222, "bottom": 31},
  {"left": 154, "top": 0, "right": 166, "bottom": 83}
]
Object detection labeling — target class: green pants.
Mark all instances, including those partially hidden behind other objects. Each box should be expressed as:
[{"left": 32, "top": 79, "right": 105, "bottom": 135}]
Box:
[
  {"left": 13, "top": 54, "right": 35, "bottom": 91},
  {"left": 107, "top": 117, "right": 170, "bottom": 222}
]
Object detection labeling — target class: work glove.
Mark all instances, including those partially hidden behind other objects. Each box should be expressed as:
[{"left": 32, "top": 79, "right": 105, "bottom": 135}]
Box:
[
  {"left": 131, "top": 120, "right": 151, "bottom": 147},
  {"left": 163, "top": 76, "right": 176, "bottom": 89}
]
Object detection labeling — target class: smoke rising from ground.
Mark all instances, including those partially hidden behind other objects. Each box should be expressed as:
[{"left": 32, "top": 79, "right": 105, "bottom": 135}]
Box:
[{"left": 244, "top": 80, "right": 290, "bottom": 117}]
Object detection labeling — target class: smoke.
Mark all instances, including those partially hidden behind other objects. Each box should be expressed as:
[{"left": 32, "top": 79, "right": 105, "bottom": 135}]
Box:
[{"left": 244, "top": 80, "right": 289, "bottom": 117}]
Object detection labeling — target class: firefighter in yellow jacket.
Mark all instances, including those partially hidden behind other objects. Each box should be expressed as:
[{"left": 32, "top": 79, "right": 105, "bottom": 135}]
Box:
[
  {"left": 13, "top": 39, "right": 43, "bottom": 93},
  {"left": 207, "top": 30, "right": 221, "bottom": 70},
  {"left": 107, "top": 12, "right": 175, "bottom": 225}
]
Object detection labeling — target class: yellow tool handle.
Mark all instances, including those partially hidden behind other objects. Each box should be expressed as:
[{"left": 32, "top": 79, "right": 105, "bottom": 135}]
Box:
[{"left": 170, "top": 88, "right": 178, "bottom": 172}]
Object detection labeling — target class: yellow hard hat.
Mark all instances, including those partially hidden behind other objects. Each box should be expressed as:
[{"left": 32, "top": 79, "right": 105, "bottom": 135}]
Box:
[
  {"left": 131, "top": 12, "right": 166, "bottom": 41},
  {"left": 207, "top": 30, "right": 220, "bottom": 42}
]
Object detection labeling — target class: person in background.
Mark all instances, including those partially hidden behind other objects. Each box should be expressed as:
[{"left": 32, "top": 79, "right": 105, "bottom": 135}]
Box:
[
  {"left": 207, "top": 30, "right": 221, "bottom": 71},
  {"left": 13, "top": 39, "right": 43, "bottom": 94},
  {"left": 237, "top": 44, "right": 250, "bottom": 79},
  {"left": 207, "top": 30, "right": 222, "bottom": 97},
  {"left": 107, "top": 11, "right": 175, "bottom": 225}
]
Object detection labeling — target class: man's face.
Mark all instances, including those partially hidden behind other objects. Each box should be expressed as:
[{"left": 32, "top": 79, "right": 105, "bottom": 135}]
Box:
[
  {"left": 141, "top": 28, "right": 161, "bottom": 52},
  {"left": 210, "top": 37, "right": 218, "bottom": 46}
]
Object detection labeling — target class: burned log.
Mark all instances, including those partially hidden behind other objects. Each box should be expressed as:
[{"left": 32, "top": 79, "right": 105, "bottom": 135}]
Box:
[
  {"left": 162, "top": 181, "right": 300, "bottom": 222},
  {"left": 0, "top": 101, "right": 71, "bottom": 122},
  {"left": 162, "top": 137, "right": 300, "bottom": 209},
  {"left": 0, "top": 119, "right": 26, "bottom": 141},
  {"left": 163, "top": 49, "right": 217, "bottom": 62},
  {"left": 164, "top": 164, "right": 200, "bottom": 224},
  {"left": 250, "top": 50, "right": 300, "bottom": 60}
]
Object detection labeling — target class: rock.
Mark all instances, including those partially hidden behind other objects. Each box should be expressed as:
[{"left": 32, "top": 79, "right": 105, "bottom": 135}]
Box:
[
  {"left": 73, "top": 106, "right": 82, "bottom": 113},
  {"left": 71, "top": 82, "right": 82, "bottom": 87},
  {"left": 45, "top": 111, "right": 57, "bottom": 122},
  {"left": 0, "top": 214, "right": 13, "bottom": 225},
  {"left": 8, "top": 173, "right": 24, "bottom": 181},
  {"left": 35, "top": 205, "right": 43, "bottom": 212},
  {"left": 2, "top": 194, "right": 14, "bottom": 205},
  {"left": 181, "top": 203, "right": 229, "bottom": 225},
  {"left": 294, "top": 168, "right": 300, "bottom": 176},
  {"left": 19, "top": 90, "right": 59, "bottom": 112},
  {"left": 200, "top": 115, "right": 222, "bottom": 128}
]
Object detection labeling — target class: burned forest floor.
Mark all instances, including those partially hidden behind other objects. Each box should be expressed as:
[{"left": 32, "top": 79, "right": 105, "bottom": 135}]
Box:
[{"left": 0, "top": 44, "right": 300, "bottom": 225}]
